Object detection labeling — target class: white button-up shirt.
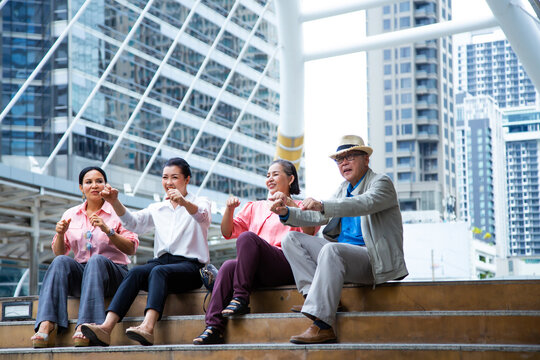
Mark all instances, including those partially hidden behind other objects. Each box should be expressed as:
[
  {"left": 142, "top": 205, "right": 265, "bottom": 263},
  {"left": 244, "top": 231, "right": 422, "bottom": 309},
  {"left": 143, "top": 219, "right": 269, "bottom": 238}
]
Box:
[{"left": 119, "top": 193, "right": 211, "bottom": 264}]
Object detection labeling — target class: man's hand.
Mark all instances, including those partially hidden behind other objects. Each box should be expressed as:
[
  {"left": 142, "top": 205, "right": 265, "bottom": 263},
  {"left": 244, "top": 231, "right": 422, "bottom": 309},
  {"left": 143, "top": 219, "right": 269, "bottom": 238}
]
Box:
[
  {"left": 269, "top": 192, "right": 289, "bottom": 216},
  {"left": 301, "top": 197, "right": 323, "bottom": 212},
  {"left": 101, "top": 184, "right": 119, "bottom": 203}
]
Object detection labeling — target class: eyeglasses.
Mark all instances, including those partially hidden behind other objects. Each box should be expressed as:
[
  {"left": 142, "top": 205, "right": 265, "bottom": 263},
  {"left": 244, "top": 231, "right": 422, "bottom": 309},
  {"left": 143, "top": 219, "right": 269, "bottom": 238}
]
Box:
[{"left": 334, "top": 152, "right": 365, "bottom": 164}]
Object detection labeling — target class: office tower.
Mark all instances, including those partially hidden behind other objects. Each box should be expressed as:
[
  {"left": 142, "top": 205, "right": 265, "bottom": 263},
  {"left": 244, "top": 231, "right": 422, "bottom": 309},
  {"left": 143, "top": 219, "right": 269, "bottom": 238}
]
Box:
[
  {"left": 456, "top": 30, "right": 539, "bottom": 109},
  {"left": 366, "top": 0, "right": 457, "bottom": 217},
  {"left": 503, "top": 107, "right": 540, "bottom": 258},
  {"left": 1, "top": 0, "right": 284, "bottom": 205},
  {"left": 455, "top": 93, "right": 507, "bottom": 253}
]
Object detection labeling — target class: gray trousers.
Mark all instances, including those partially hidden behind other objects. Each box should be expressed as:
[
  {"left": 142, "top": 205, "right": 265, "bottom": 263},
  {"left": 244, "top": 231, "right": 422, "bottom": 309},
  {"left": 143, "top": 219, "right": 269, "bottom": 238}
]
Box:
[
  {"left": 282, "top": 231, "right": 373, "bottom": 326},
  {"left": 34, "top": 254, "right": 128, "bottom": 332}
]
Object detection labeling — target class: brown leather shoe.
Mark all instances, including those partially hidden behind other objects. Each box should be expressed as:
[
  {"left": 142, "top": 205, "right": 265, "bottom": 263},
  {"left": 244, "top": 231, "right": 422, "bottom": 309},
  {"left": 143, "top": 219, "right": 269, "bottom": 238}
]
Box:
[
  {"left": 290, "top": 324, "right": 337, "bottom": 344},
  {"left": 290, "top": 301, "right": 346, "bottom": 313}
]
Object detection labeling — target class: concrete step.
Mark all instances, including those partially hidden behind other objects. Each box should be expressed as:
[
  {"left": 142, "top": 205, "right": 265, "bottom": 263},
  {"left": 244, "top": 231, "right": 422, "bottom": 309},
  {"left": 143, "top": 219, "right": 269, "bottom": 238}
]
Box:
[
  {"left": 1, "top": 343, "right": 539, "bottom": 360},
  {"left": 2, "top": 310, "right": 539, "bottom": 348},
  {"left": 2, "top": 279, "right": 539, "bottom": 322}
]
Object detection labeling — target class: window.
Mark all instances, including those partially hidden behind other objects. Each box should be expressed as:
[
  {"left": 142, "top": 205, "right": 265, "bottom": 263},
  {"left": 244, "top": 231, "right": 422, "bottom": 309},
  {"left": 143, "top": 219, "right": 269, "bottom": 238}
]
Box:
[
  {"left": 400, "top": 78, "right": 412, "bottom": 89},
  {"left": 399, "top": 1, "right": 410, "bottom": 12},
  {"left": 384, "top": 95, "right": 392, "bottom": 105},
  {"left": 383, "top": 5, "right": 391, "bottom": 14},
  {"left": 383, "top": 19, "right": 391, "bottom": 30},
  {"left": 383, "top": 49, "right": 392, "bottom": 61},
  {"left": 385, "top": 125, "right": 393, "bottom": 136},
  {"left": 399, "top": 16, "right": 410, "bottom": 28},
  {"left": 385, "top": 110, "right": 392, "bottom": 121},
  {"left": 384, "top": 79, "right": 392, "bottom": 91},
  {"left": 386, "top": 142, "right": 393, "bottom": 152},
  {"left": 401, "top": 93, "right": 412, "bottom": 104},
  {"left": 401, "top": 108, "right": 412, "bottom": 119},
  {"left": 384, "top": 64, "right": 392, "bottom": 75},
  {"left": 400, "top": 62, "right": 411, "bottom": 73},
  {"left": 402, "top": 124, "right": 413, "bottom": 134},
  {"left": 400, "top": 47, "right": 411, "bottom": 58},
  {"left": 386, "top": 157, "right": 393, "bottom": 167}
]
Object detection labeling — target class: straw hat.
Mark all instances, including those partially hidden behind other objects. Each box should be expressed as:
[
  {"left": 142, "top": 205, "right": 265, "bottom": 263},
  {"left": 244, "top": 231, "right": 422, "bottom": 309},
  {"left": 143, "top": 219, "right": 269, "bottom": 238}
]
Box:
[{"left": 329, "top": 135, "right": 373, "bottom": 159}]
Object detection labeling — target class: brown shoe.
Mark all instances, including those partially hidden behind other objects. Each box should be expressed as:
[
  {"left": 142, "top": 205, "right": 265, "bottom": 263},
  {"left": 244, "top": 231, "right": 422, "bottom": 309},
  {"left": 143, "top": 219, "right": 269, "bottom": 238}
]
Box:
[
  {"left": 290, "top": 301, "right": 346, "bottom": 313},
  {"left": 126, "top": 326, "right": 154, "bottom": 346},
  {"left": 80, "top": 324, "right": 110, "bottom": 347},
  {"left": 290, "top": 324, "right": 337, "bottom": 344}
]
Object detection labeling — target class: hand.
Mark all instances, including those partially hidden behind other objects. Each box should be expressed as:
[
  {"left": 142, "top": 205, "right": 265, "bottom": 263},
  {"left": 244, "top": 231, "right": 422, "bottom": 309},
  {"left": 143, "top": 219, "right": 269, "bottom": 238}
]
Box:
[
  {"left": 226, "top": 196, "right": 240, "bottom": 209},
  {"left": 89, "top": 214, "right": 108, "bottom": 233},
  {"left": 166, "top": 188, "right": 186, "bottom": 205},
  {"left": 56, "top": 219, "right": 71, "bottom": 234},
  {"left": 301, "top": 197, "right": 323, "bottom": 211},
  {"left": 101, "top": 184, "right": 119, "bottom": 203},
  {"left": 269, "top": 198, "right": 289, "bottom": 216}
]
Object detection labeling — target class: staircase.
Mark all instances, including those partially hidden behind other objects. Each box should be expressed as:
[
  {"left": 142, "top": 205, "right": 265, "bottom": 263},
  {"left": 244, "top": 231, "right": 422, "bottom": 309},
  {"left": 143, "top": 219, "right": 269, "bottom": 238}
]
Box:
[{"left": 0, "top": 280, "right": 539, "bottom": 359}]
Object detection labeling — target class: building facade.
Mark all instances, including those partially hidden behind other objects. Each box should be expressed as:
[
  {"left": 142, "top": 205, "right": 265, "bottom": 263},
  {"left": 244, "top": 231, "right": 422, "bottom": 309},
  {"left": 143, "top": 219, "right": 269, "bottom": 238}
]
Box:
[
  {"left": 455, "top": 94, "right": 507, "bottom": 259},
  {"left": 1, "top": 0, "right": 284, "bottom": 205},
  {"left": 456, "top": 30, "right": 539, "bottom": 109},
  {"left": 366, "top": 0, "right": 457, "bottom": 217},
  {"left": 503, "top": 108, "right": 540, "bottom": 258}
]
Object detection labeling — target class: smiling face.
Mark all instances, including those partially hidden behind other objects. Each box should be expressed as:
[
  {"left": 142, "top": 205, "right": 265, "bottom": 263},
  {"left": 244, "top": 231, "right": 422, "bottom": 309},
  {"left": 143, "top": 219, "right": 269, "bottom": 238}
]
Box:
[
  {"left": 337, "top": 152, "right": 370, "bottom": 185},
  {"left": 162, "top": 165, "right": 190, "bottom": 195},
  {"left": 79, "top": 170, "right": 106, "bottom": 202},
  {"left": 266, "top": 162, "right": 293, "bottom": 196}
]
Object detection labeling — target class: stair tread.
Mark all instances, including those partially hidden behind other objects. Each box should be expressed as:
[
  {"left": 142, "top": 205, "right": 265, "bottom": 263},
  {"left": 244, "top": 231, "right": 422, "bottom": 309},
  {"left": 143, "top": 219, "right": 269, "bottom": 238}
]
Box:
[{"left": 1, "top": 343, "right": 539, "bottom": 353}]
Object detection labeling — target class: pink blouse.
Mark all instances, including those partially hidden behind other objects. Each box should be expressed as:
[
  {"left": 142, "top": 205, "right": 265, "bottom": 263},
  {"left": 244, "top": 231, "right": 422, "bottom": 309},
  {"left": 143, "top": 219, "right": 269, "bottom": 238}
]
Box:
[
  {"left": 226, "top": 200, "right": 317, "bottom": 248},
  {"left": 52, "top": 201, "right": 139, "bottom": 265}
]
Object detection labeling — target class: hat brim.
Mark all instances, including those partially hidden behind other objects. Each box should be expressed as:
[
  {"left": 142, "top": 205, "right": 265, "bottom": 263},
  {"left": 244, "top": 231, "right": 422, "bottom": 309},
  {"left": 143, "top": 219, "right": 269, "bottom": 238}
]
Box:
[{"left": 329, "top": 145, "right": 373, "bottom": 159}]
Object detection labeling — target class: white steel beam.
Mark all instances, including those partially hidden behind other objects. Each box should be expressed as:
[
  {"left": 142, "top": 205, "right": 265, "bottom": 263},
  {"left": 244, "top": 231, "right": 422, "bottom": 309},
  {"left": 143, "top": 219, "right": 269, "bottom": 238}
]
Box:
[
  {"left": 486, "top": 0, "right": 540, "bottom": 92},
  {"left": 102, "top": 0, "right": 207, "bottom": 170},
  {"left": 0, "top": 0, "right": 94, "bottom": 124},
  {"left": 301, "top": 0, "right": 399, "bottom": 22},
  {"left": 196, "top": 46, "right": 279, "bottom": 196},
  {"left": 0, "top": 0, "right": 9, "bottom": 11},
  {"left": 38, "top": 0, "right": 156, "bottom": 174},
  {"left": 304, "top": 15, "right": 500, "bottom": 62},
  {"left": 274, "top": 0, "right": 304, "bottom": 166}
]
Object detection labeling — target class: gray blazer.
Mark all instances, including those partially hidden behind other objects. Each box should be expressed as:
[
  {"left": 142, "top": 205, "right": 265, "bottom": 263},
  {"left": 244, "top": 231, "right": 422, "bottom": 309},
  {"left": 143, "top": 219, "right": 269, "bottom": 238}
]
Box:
[{"left": 283, "top": 168, "right": 408, "bottom": 285}]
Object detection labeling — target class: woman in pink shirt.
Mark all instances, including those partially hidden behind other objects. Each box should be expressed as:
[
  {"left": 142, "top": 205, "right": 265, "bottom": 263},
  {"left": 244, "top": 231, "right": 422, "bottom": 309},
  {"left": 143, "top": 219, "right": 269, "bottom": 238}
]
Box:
[
  {"left": 31, "top": 167, "right": 138, "bottom": 348},
  {"left": 193, "top": 159, "right": 318, "bottom": 345}
]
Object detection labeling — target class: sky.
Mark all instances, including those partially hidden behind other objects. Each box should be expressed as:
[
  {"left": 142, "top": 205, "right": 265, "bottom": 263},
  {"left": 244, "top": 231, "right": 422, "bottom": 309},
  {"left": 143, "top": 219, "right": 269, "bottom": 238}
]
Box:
[{"left": 301, "top": 0, "right": 495, "bottom": 199}]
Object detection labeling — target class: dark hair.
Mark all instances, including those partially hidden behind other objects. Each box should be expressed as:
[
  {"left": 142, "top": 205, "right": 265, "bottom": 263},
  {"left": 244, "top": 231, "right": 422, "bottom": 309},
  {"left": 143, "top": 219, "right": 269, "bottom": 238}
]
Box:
[
  {"left": 79, "top": 166, "right": 107, "bottom": 184},
  {"left": 164, "top": 157, "right": 191, "bottom": 178},
  {"left": 270, "top": 159, "right": 300, "bottom": 195}
]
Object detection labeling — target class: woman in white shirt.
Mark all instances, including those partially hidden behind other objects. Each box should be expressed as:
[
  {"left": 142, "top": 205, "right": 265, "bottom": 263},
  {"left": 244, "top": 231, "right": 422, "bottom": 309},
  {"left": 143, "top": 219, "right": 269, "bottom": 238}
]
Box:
[{"left": 80, "top": 158, "right": 211, "bottom": 346}]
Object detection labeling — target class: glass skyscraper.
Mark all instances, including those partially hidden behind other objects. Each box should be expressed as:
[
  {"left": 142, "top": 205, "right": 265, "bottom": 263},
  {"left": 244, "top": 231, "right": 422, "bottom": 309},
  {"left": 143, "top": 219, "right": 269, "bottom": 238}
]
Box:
[
  {"left": 366, "top": 0, "right": 457, "bottom": 217},
  {"left": 1, "top": 0, "right": 283, "bottom": 202},
  {"left": 0, "top": 0, "right": 285, "bottom": 289}
]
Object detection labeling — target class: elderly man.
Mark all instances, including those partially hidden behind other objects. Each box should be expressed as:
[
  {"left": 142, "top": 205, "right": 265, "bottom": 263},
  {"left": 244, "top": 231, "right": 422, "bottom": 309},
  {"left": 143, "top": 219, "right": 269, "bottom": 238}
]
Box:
[{"left": 270, "top": 134, "right": 408, "bottom": 344}]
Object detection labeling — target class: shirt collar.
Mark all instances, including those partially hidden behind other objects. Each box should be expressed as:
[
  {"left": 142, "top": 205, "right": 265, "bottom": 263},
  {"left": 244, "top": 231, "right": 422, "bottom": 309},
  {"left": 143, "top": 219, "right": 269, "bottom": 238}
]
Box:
[
  {"left": 75, "top": 200, "right": 112, "bottom": 215},
  {"left": 347, "top": 172, "right": 367, "bottom": 196}
]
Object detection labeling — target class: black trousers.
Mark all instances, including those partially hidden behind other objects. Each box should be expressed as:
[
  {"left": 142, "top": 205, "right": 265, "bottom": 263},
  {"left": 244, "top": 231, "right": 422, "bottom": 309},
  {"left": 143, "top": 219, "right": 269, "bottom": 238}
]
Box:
[{"left": 107, "top": 253, "right": 202, "bottom": 321}]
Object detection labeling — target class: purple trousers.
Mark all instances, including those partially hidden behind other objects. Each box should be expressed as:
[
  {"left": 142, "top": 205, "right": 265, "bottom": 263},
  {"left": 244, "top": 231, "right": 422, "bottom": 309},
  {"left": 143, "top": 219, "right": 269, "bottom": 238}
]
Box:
[{"left": 205, "top": 231, "right": 294, "bottom": 332}]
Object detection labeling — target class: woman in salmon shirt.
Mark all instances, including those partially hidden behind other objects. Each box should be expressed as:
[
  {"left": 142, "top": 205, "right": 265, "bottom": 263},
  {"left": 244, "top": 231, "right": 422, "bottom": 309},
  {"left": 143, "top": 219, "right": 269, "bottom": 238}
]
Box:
[
  {"left": 30, "top": 167, "right": 139, "bottom": 348},
  {"left": 193, "top": 159, "right": 318, "bottom": 345}
]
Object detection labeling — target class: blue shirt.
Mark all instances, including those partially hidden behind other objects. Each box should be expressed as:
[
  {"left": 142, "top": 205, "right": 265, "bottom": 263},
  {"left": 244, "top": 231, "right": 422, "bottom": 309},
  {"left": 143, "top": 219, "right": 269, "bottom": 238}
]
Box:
[{"left": 337, "top": 175, "right": 365, "bottom": 246}]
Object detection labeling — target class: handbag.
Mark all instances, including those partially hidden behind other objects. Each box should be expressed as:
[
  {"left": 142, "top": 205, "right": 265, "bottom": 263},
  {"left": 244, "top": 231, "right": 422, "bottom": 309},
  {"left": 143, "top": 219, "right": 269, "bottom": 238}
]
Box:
[{"left": 199, "top": 263, "right": 219, "bottom": 312}]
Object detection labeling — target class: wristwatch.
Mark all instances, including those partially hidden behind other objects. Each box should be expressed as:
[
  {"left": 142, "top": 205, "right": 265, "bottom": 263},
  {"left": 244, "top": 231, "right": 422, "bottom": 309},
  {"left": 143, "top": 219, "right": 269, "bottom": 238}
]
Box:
[{"left": 107, "top": 228, "right": 116, "bottom": 237}]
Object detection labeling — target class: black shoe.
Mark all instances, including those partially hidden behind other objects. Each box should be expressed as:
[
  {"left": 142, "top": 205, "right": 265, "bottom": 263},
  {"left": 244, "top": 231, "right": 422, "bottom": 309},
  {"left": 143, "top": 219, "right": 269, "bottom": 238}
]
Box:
[
  {"left": 193, "top": 326, "right": 224, "bottom": 345},
  {"left": 221, "top": 297, "right": 250, "bottom": 318}
]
